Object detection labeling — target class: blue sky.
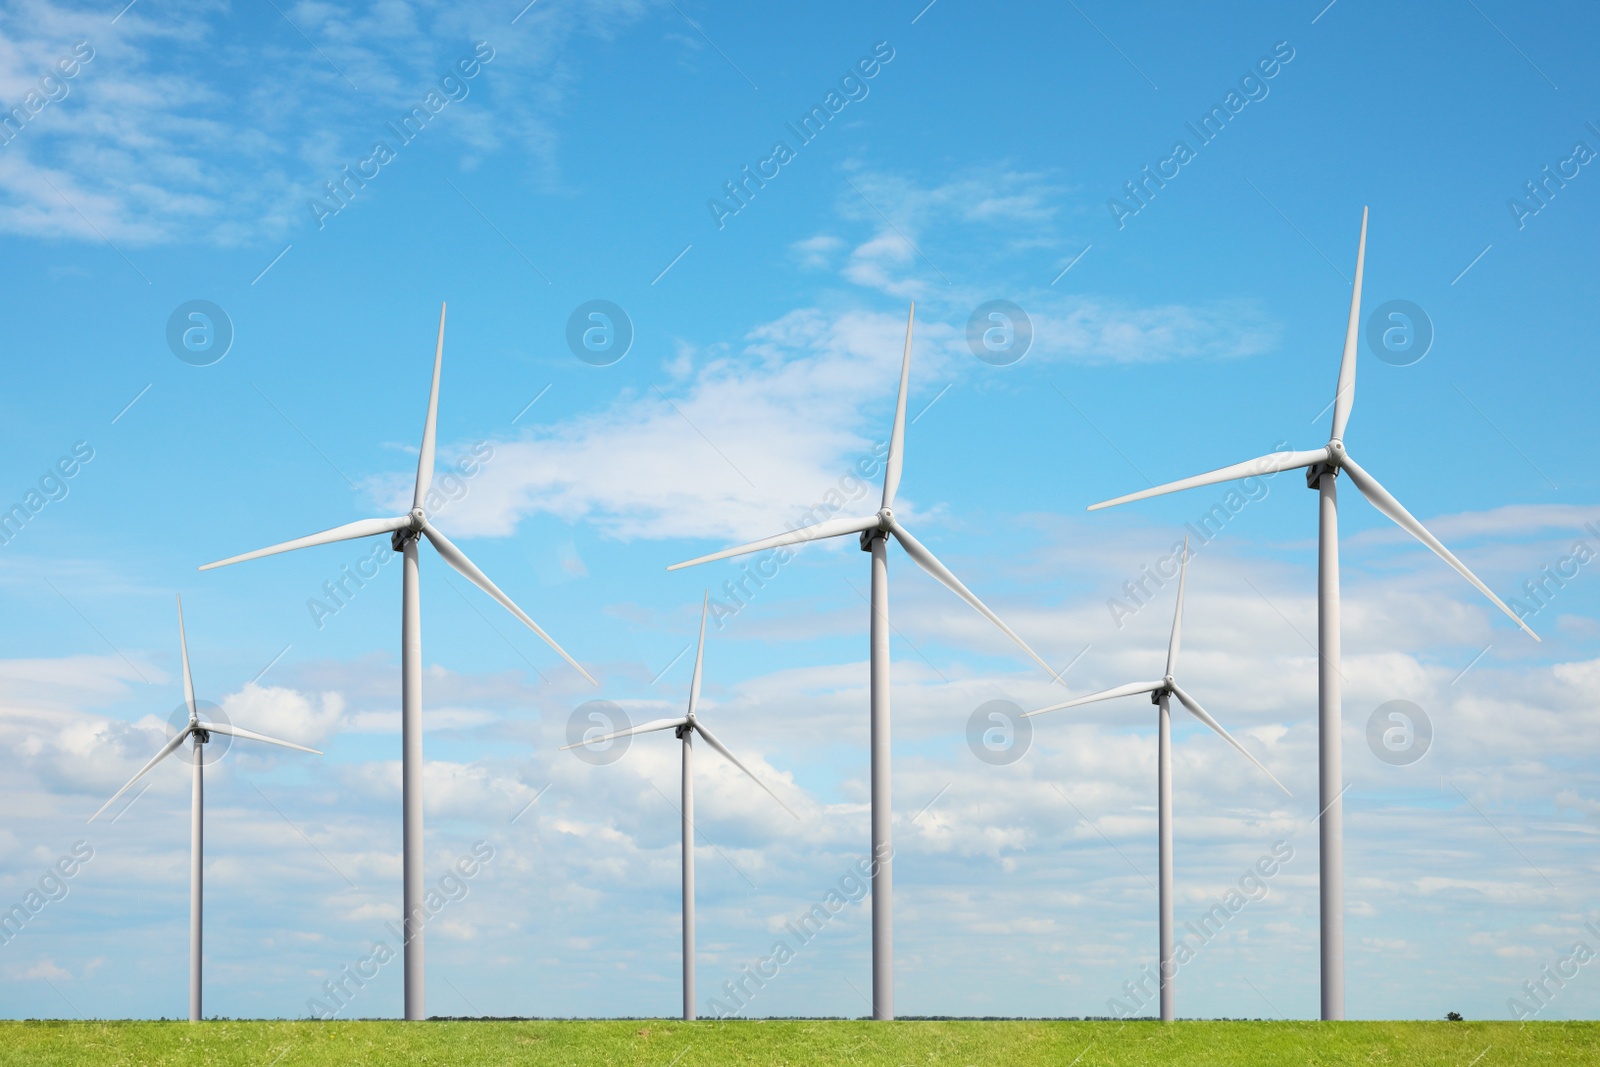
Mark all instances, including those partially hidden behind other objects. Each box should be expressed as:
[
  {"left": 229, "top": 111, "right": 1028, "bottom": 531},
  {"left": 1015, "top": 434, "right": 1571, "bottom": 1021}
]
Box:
[{"left": 2, "top": 0, "right": 1599, "bottom": 1022}]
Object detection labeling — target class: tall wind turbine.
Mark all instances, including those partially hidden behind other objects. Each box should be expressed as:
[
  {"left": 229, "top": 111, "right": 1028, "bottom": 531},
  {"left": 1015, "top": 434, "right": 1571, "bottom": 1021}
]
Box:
[
  {"left": 1026, "top": 540, "right": 1289, "bottom": 1021},
  {"left": 668, "top": 303, "right": 1056, "bottom": 1020},
  {"left": 1086, "top": 208, "right": 1539, "bottom": 1019},
  {"left": 89, "top": 595, "right": 320, "bottom": 1022},
  {"left": 198, "top": 303, "right": 596, "bottom": 1020},
  {"left": 563, "top": 592, "right": 797, "bottom": 1021}
]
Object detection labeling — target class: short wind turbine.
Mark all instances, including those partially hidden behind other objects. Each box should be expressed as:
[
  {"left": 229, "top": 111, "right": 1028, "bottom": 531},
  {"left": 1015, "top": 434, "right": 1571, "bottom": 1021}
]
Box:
[
  {"left": 1086, "top": 208, "right": 1539, "bottom": 1019},
  {"left": 563, "top": 592, "right": 797, "bottom": 1021},
  {"left": 89, "top": 595, "right": 320, "bottom": 1022},
  {"left": 199, "top": 303, "right": 596, "bottom": 1020},
  {"left": 1026, "top": 540, "right": 1289, "bottom": 1022},
  {"left": 668, "top": 303, "right": 1057, "bottom": 1019}
]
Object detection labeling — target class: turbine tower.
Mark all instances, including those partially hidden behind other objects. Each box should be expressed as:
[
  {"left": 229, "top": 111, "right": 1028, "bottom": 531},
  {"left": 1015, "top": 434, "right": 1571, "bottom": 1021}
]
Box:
[
  {"left": 668, "top": 303, "right": 1056, "bottom": 1019},
  {"left": 199, "top": 303, "right": 596, "bottom": 1020},
  {"left": 89, "top": 595, "right": 320, "bottom": 1021},
  {"left": 563, "top": 592, "right": 797, "bottom": 1020},
  {"left": 1086, "top": 209, "right": 1538, "bottom": 1019},
  {"left": 1026, "top": 540, "right": 1289, "bottom": 1021}
]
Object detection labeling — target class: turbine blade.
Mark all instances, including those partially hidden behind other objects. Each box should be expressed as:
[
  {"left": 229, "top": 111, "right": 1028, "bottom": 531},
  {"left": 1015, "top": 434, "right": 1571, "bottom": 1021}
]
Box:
[
  {"left": 414, "top": 302, "right": 446, "bottom": 510},
  {"left": 422, "top": 523, "right": 601, "bottom": 685},
  {"left": 199, "top": 516, "right": 412, "bottom": 571},
  {"left": 693, "top": 721, "right": 799, "bottom": 819},
  {"left": 888, "top": 519, "right": 1059, "bottom": 681},
  {"left": 176, "top": 594, "right": 197, "bottom": 723},
  {"left": 667, "top": 514, "right": 880, "bottom": 571},
  {"left": 881, "top": 302, "right": 915, "bottom": 509},
  {"left": 88, "top": 727, "right": 192, "bottom": 822},
  {"left": 1170, "top": 683, "right": 1291, "bottom": 796},
  {"left": 1088, "top": 450, "right": 1328, "bottom": 511},
  {"left": 559, "top": 716, "right": 687, "bottom": 750},
  {"left": 1025, "top": 680, "right": 1165, "bottom": 718},
  {"left": 1329, "top": 207, "right": 1368, "bottom": 442},
  {"left": 687, "top": 592, "right": 709, "bottom": 719},
  {"left": 201, "top": 721, "right": 321, "bottom": 755},
  {"left": 1166, "top": 537, "right": 1189, "bottom": 678},
  {"left": 1339, "top": 453, "right": 1539, "bottom": 642}
]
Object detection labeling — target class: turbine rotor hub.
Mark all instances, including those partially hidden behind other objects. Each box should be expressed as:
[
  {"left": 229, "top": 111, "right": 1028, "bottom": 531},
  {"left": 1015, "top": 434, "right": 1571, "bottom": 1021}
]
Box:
[
  {"left": 1306, "top": 449, "right": 1342, "bottom": 490},
  {"left": 391, "top": 509, "right": 428, "bottom": 552},
  {"left": 861, "top": 509, "right": 893, "bottom": 551}
]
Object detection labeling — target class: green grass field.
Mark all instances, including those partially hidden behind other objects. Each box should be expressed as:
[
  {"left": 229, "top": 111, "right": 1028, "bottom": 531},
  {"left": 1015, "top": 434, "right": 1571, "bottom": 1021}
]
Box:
[{"left": 1, "top": 1020, "right": 1594, "bottom": 1066}]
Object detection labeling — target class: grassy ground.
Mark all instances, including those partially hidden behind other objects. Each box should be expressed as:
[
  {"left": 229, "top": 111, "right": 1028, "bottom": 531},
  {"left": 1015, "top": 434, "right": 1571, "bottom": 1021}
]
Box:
[{"left": 0, "top": 1019, "right": 1593, "bottom": 1066}]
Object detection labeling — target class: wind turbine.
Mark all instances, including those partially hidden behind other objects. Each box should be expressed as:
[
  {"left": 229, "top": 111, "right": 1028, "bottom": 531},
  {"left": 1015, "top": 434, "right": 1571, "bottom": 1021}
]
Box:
[
  {"left": 198, "top": 303, "right": 596, "bottom": 1020},
  {"left": 1026, "top": 539, "right": 1288, "bottom": 1022},
  {"left": 667, "top": 303, "right": 1056, "bottom": 1020},
  {"left": 1086, "top": 208, "right": 1539, "bottom": 1019},
  {"left": 563, "top": 592, "right": 797, "bottom": 1021},
  {"left": 88, "top": 595, "right": 320, "bottom": 1022}
]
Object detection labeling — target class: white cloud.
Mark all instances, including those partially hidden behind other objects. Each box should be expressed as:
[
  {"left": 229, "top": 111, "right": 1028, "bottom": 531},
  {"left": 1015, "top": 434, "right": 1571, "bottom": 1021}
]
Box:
[
  {"left": 221, "top": 682, "right": 344, "bottom": 746},
  {"left": 435, "top": 306, "right": 927, "bottom": 544},
  {"left": 400, "top": 295, "right": 1280, "bottom": 550},
  {"left": 789, "top": 233, "right": 842, "bottom": 270},
  {"left": 22, "top": 958, "right": 72, "bottom": 982},
  {"left": 3, "top": 522, "right": 1598, "bottom": 1019},
  {"left": 796, "top": 166, "right": 1282, "bottom": 360},
  {"left": 1031, "top": 296, "right": 1279, "bottom": 364},
  {"left": 0, "top": 654, "right": 151, "bottom": 709},
  {"left": 0, "top": 0, "right": 653, "bottom": 246}
]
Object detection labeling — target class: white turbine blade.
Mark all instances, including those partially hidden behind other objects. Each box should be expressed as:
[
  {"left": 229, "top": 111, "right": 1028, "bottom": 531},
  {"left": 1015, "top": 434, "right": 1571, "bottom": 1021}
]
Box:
[
  {"left": 1339, "top": 453, "right": 1539, "bottom": 642},
  {"left": 199, "top": 516, "right": 412, "bottom": 571},
  {"left": 1329, "top": 207, "right": 1368, "bottom": 443},
  {"left": 881, "top": 302, "right": 915, "bottom": 510},
  {"left": 88, "top": 727, "right": 192, "bottom": 822},
  {"left": 413, "top": 302, "right": 446, "bottom": 510},
  {"left": 176, "top": 594, "right": 197, "bottom": 723},
  {"left": 1088, "top": 450, "right": 1328, "bottom": 511},
  {"left": 201, "top": 721, "right": 321, "bottom": 755},
  {"left": 667, "top": 514, "right": 880, "bottom": 571},
  {"left": 1025, "top": 679, "right": 1165, "bottom": 718},
  {"left": 422, "top": 523, "right": 601, "bottom": 685},
  {"left": 1166, "top": 537, "right": 1189, "bottom": 678},
  {"left": 1170, "top": 683, "right": 1291, "bottom": 796},
  {"left": 559, "top": 716, "right": 687, "bottom": 750},
  {"left": 887, "top": 519, "right": 1059, "bottom": 681},
  {"left": 693, "top": 721, "right": 799, "bottom": 819},
  {"left": 687, "top": 592, "right": 709, "bottom": 719}
]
